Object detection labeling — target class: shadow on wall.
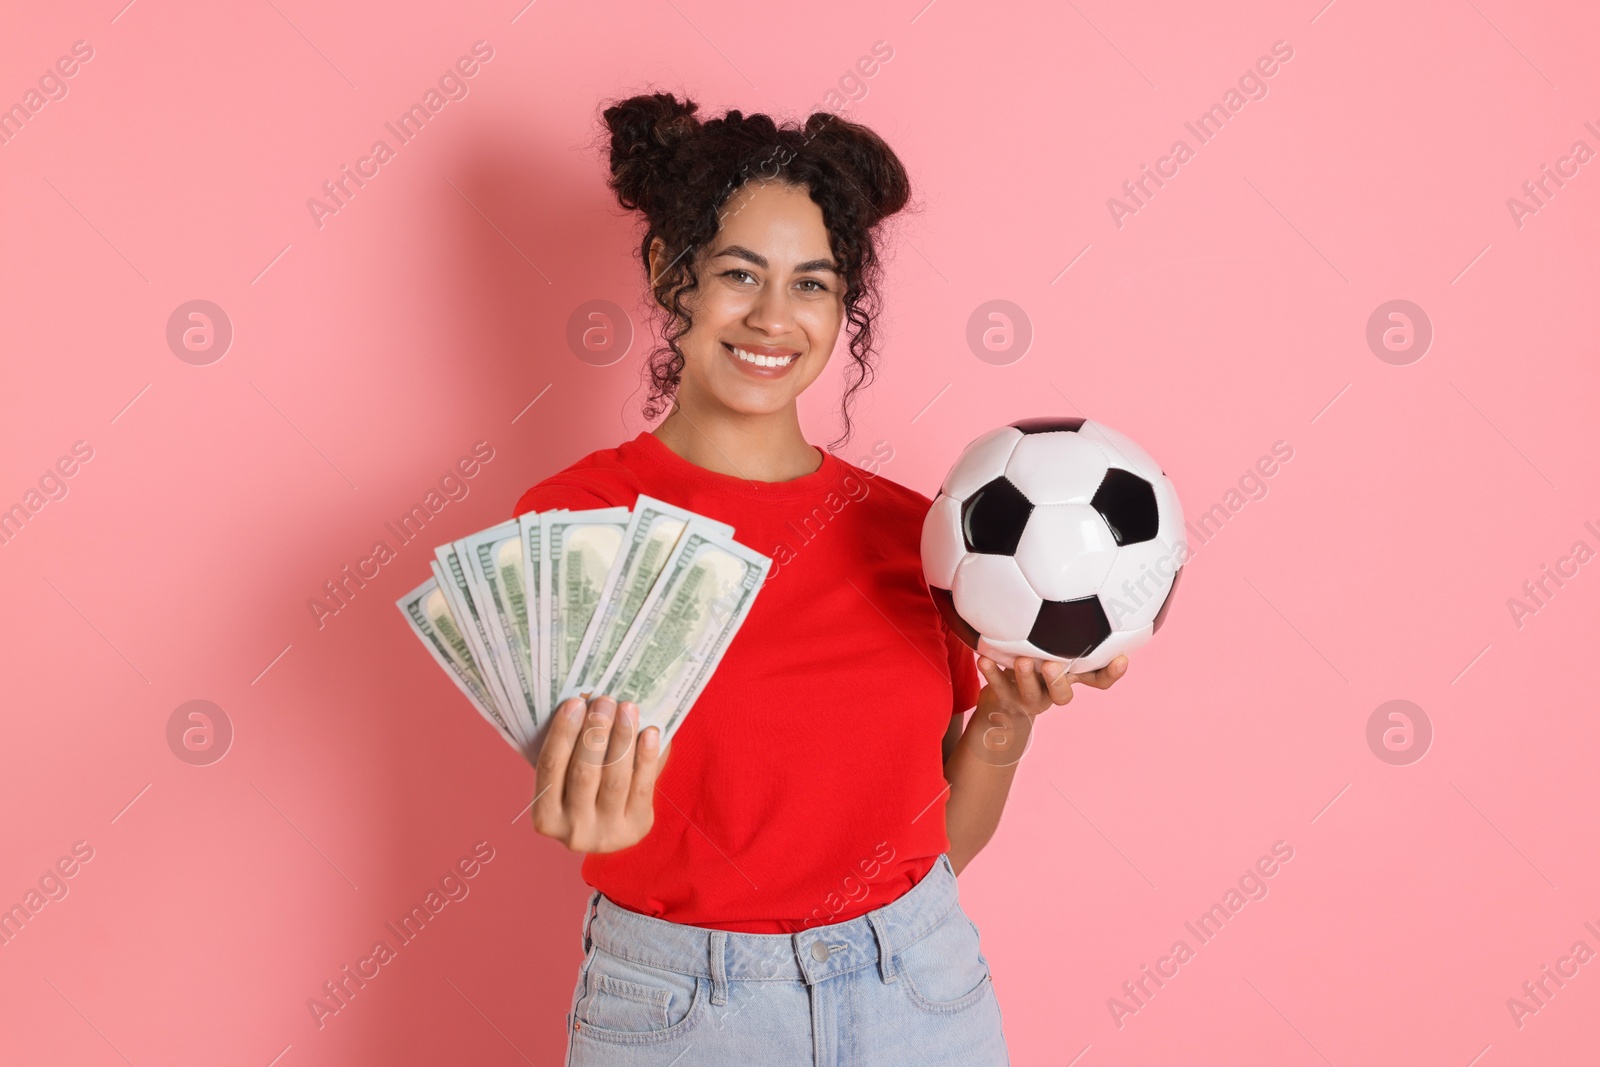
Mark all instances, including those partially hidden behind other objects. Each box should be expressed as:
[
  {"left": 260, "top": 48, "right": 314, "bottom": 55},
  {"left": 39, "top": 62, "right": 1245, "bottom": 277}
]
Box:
[
  {"left": 383, "top": 130, "right": 644, "bottom": 1064},
  {"left": 265, "top": 127, "right": 647, "bottom": 1065},
  {"left": 444, "top": 124, "right": 654, "bottom": 450}
]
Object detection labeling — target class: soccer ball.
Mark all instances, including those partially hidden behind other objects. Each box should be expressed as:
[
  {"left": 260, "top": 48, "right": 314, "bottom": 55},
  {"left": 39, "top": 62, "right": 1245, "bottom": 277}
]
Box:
[{"left": 921, "top": 417, "right": 1187, "bottom": 673}]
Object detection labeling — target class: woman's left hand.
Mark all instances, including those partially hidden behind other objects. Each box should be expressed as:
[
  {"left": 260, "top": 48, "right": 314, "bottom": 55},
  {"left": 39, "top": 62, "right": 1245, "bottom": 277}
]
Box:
[{"left": 974, "top": 653, "right": 1129, "bottom": 723}]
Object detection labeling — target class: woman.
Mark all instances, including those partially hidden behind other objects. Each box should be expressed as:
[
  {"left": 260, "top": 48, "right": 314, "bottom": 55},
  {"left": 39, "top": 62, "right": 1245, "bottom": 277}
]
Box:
[{"left": 516, "top": 92, "right": 1128, "bottom": 1065}]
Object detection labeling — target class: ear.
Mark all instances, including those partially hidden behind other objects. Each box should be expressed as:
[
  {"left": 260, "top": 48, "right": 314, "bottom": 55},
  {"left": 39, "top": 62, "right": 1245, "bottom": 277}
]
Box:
[{"left": 647, "top": 236, "right": 669, "bottom": 288}]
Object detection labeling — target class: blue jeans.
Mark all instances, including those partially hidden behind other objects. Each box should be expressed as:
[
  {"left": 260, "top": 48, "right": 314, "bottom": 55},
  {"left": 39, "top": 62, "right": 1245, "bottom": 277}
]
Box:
[{"left": 563, "top": 854, "right": 1010, "bottom": 1065}]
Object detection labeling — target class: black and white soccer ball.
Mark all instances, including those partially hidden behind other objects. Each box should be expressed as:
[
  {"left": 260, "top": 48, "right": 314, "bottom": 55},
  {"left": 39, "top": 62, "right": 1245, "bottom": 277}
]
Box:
[{"left": 922, "top": 417, "right": 1187, "bottom": 673}]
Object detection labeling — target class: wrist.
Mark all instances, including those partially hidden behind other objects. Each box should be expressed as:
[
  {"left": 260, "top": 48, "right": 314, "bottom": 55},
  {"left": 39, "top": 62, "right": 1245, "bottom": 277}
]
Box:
[{"left": 959, "top": 705, "right": 1033, "bottom": 767}]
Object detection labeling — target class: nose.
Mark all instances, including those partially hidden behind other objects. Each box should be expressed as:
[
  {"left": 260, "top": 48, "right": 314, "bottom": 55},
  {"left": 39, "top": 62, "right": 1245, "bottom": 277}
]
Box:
[{"left": 744, "top": 280, "right": 797, "bottom": 337}]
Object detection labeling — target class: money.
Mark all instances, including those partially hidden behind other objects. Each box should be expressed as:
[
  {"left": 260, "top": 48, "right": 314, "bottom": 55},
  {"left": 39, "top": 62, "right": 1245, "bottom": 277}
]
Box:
[
  {"left": 591, "top": 526, "right": 771, "bottom": 744},
  {"left": 538, "top": 508, "right": 630, "bottom": 720},
  {"left": 559, "top": 496, "right": 733, "bottom": 705},
  {"left": 458, "top": 521, "right": 538, "bottom": 741},
  {"left": 396, "top": 577, "right": 520, "bottom": 750},
  {"left": 432, "top": 545, "right": 521, "bottom": 745},
  {"left": 517, "top": 508, "right": 556, "bottom": 723},
  {"left": 400, "top": 499, "right": 768, "bottom": 761}
]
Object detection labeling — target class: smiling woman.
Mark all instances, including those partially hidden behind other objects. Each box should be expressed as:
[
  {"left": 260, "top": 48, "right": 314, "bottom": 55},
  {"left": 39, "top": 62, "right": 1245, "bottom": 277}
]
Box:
[
  {"left": 513, "top": 91, "right": 1119, "bottom": 1066},
  {"left": 605, "top": 92, "right": 909, "bottom": 457}
]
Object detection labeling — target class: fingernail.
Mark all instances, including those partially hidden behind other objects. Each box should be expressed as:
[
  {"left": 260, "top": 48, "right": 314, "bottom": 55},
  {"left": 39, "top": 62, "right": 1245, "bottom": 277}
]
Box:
[
  {"left": 623, "top": 702, "right": 638, "bottom": 727},
  {"left": 563, "top": 698, "right": 583, "bottom": 721},
  {"left": 643, "top": 726, "right": 660, "bottom": 752}
]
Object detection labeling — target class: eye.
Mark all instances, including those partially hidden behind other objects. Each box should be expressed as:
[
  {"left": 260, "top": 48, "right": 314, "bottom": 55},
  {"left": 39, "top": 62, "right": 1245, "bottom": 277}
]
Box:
[
  {"left": 796, "top": 278, "right": 830, "bottom": 293},
  {"left": 721, "top": 269, "right": 757, "bottom": 284}
]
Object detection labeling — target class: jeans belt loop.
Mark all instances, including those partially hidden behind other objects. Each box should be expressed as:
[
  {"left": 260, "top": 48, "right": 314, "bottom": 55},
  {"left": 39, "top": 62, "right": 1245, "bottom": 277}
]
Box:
[
  {"left": 709, "top": 929, "right": 730, "bottom": 1006},
  {"left": 867, "top": 910, "right": 897, "bottom": 984},
  {"left": 580, "top": 891, "right": 601, "bottom": 954}
]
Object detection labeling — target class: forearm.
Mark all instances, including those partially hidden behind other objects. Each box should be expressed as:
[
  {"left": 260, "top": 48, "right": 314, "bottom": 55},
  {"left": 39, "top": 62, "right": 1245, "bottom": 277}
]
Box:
[{"left": 942, "top": 708, "right": 1030, "bottom": 875}]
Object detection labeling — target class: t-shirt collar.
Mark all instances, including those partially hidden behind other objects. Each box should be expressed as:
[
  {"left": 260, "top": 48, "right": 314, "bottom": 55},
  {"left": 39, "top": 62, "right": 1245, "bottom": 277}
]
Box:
[{"left": 628, "top": 429, "right": 845, "bottom": 499}]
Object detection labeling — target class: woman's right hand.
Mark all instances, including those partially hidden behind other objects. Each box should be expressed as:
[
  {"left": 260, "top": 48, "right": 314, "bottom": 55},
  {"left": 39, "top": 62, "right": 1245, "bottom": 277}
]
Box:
[{"left": 530, "top": 694, "right": 671, "bottom": 853}]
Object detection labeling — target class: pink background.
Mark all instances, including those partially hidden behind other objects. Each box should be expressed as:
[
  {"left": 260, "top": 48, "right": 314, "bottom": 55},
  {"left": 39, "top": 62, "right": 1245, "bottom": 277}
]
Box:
[{"left": 3, "top": 0, "right": 1598, "bottom": 1063}]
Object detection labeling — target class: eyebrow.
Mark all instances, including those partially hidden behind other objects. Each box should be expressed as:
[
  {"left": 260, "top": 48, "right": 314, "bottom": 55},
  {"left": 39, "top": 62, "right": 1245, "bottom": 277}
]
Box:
[{"left": 709, "top": 244, "right": 838, "bottom": 274}]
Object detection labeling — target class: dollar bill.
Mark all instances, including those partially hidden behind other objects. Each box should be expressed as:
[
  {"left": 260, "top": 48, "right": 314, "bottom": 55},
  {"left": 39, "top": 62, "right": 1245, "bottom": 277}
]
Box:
[
  {"left": 591, "top": 528, "right": 771, "bottom": 744},
  {"left": 518, "top": 509, "right": 559, "bottom": 723},
  {"left": 431, "top": 546, "right": 520, "bottom": 742},
  {"left": 458, "top": 521, "right": 538, "bottom": 741},
  {"left": 559, "top": 499, "right": 734, "bottom": 704},
  {"left": 395, "top": 576, "right": 521, "bottom": 752},
  {"left": 539, "top": 507, "right": 630, "bottom": 719}
]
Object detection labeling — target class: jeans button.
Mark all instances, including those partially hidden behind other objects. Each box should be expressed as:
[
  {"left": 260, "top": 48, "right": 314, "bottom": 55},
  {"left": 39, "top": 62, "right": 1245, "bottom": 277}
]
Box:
[{"left": 811, "top": 941, "right": 831, "bottom": 962}]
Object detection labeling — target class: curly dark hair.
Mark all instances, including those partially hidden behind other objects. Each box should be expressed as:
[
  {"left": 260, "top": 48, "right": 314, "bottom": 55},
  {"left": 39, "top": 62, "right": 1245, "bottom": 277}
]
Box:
[{"left": 601, "top": 92, "right": 912, "bottom": 451}]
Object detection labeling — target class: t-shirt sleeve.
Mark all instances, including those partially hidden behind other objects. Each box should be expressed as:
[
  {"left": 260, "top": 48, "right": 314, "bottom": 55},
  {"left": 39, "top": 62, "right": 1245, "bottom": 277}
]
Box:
[
  {"left": 943, "top": 617, "right": 981, "bottom": 715},
  {"left": 511, "top": 479, "right": 621, "bottom": 518}
]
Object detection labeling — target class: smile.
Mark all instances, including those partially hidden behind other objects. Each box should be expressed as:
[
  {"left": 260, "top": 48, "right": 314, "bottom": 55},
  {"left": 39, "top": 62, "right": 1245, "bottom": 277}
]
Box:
[{"left": 724, "top": 342, "right": 800, "bottom": 368}]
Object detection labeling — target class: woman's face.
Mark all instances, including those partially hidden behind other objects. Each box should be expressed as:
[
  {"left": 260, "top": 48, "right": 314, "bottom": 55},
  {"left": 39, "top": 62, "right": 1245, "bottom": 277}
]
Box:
[{"left": 651, "top": 181, "right": 844, "bottom": 419}]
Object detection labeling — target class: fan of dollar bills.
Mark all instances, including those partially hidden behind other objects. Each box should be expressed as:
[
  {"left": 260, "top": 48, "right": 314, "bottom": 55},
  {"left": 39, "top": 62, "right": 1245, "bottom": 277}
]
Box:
[{"left": 396, "top": 495, "right": 772, "bottom": 760}]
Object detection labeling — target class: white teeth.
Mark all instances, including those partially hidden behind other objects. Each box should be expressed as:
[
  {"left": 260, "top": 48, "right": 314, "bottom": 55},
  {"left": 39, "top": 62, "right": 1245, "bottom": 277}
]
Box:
[{"left": 731, "top": 345, "right": 796, "bottom": 368}]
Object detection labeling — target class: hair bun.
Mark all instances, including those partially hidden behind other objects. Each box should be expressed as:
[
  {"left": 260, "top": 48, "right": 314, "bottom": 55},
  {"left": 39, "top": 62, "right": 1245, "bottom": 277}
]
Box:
[
  {"left": 603, "top": 93, "right": 701, "bottom": 212},
  {"left": 802, "top": 111, "right": 911, "bottom": 224}
]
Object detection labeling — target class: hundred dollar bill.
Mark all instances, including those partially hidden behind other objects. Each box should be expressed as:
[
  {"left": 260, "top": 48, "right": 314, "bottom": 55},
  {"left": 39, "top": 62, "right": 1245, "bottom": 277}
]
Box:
[
  {"left": 539, "top": 507, "right": 630, "bottom": 719},
  {"left": 591, "top": 529, "right": 771, "bottom": 744},
  {"left": 458, "top": 521, "right": 537, "bottom": 742},
  {"left": 559, "top": 499, "right": 733, "bottom": 704},
  {"left": 518, "top": 509, "right": 561, "bottom": 723},
  {"left": 432, "top": 546, "right": 519, "bottom": 740},
  {"left": 395, "top": 576, "right": 521, "bottom": 753}
]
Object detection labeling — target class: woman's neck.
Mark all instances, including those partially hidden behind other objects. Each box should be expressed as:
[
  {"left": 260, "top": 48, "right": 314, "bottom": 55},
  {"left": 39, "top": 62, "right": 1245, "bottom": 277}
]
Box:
[{"left": 651, "top": 401, "right": 822, "bottom": 484}]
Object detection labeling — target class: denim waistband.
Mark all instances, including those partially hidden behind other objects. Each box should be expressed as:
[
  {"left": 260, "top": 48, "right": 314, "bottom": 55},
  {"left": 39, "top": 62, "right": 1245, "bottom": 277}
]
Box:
[{"left": 580, "top": 854, "right": 961, "bottom": 1004}]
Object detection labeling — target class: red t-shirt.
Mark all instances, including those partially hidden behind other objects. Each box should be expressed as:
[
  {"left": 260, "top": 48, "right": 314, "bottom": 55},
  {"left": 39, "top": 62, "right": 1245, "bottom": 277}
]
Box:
[{"left": 513, "top": 431, "right": 981, "bottom": 933}]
